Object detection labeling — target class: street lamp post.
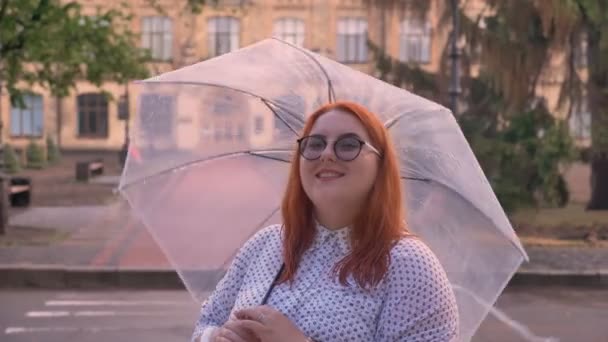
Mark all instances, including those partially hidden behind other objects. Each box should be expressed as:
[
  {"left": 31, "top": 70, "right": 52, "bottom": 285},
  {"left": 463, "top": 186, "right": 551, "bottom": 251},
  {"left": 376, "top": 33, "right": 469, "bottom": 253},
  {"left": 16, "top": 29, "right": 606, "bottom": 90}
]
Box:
[{"left": 449, "top": 0, "right": 462, "bottom": 116}]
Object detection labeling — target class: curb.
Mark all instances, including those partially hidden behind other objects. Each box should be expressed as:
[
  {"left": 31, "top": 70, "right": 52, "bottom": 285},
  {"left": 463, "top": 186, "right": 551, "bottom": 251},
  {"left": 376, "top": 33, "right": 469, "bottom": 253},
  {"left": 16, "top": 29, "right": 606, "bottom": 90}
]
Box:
[
  {"left": 1, "top": 266, "right": 607, "bottom": 289},
  {"left": 509, "top": 269, "right": 608, "bottom": 288},
  {"left": 0, "top": 266, "right": 184, "bottom": 289}
]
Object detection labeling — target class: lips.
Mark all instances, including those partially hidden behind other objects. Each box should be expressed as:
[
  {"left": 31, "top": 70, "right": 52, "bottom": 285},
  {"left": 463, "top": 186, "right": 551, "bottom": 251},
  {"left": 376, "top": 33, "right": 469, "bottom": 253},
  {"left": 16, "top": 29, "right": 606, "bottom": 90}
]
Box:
[{"left": 315, "top": 169, "right": 345, "bottom": 179}]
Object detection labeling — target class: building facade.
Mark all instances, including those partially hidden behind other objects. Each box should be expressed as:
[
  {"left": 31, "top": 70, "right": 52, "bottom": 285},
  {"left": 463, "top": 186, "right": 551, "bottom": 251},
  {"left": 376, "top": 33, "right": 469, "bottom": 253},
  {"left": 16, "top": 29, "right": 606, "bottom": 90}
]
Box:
[{"left": 0, "top": 0, "right": 590, "bottom": 152}]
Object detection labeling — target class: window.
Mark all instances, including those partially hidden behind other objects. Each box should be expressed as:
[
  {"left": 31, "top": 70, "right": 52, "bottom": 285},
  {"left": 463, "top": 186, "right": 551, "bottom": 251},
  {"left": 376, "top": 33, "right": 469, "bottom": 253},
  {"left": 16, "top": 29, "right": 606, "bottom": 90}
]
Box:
[
  {"left": 400, "top": 18, "right": 432, "bottom": 63},
  {"left": 569, "top": 97, "right": 591, "bottom": 139},
  {"left": 237, "top": 124, "right": 245, "bottom": 141},
  {"left": 254, "top": 116, "right": 264, "bottom": 134},
  {"left": 139, "top": 94, "right": 174, "bottom": 138},
  {"left": 337, "top": 18, "right": 368, "bottom": 63},
  {"left": 213, "top": 94, "right": 239, "bottom": 115},
  {"left": 77, "top": 93, "right": 108, "bottom": 137},
  {"left": 273, "top": 18, "right": 305, "bottom": 47},
  {"left": 202, "top": 124, "right": 212, "bottom": 139},
  {"left": 141, "top": 16, "right": 173, "bottom": 61},
  {"left": 224, "top": 121, "right": 233, "bottom": 139},
  {"left": 208, "top": 17, "right": 240, "bottom": 57},
  {"left": 214, "top": 125, "right": 223, "bottom": 141},
  {"left": 11, "top": 93, "right": 43, "bottom": 137}
]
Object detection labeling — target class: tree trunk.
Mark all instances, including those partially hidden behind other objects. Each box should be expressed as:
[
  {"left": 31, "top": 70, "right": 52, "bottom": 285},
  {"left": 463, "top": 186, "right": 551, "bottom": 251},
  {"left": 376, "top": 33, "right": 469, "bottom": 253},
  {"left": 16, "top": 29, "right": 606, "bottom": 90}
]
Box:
[
  {"left": 586, "top": 27, "right": 608, "bottom": 210},
  {"left": 55, "top": 96, "right": 62, "bottom": 148},
  {"left": 0, "top": 82, "right": 5, "bottom": 235},
  {"left": 0, "top": 176, "right": 8, "bottom": 235},
  {"left": 588, "top": 153, "right": 608, "bottom": 210}
]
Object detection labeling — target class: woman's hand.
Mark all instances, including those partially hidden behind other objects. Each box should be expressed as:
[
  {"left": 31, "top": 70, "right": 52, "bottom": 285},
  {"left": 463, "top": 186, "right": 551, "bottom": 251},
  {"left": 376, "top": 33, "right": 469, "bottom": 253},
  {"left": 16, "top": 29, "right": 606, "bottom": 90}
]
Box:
[
  {"left": 211, "top": 319, "right": 260, "bottom": 342},
  {"left": 232, "top": 305, "right": 309, "bottom": 342}
]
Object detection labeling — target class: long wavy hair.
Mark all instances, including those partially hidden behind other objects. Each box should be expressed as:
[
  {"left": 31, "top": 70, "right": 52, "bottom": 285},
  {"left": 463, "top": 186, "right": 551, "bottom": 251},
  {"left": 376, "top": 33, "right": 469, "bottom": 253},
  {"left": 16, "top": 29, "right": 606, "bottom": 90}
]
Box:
[{"left": 279, "top": 101, "right": 410, "bottom": 289}]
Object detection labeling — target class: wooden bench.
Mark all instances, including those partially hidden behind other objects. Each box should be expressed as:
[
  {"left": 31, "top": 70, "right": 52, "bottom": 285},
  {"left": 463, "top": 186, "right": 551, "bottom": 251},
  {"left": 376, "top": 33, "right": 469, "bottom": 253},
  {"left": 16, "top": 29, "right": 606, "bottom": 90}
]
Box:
[
  {"left": 76, "top": 159, "right": 104, "bottom": 182},
  {"left": 9, "top": 176, "right": 31, "bottom": 207}
]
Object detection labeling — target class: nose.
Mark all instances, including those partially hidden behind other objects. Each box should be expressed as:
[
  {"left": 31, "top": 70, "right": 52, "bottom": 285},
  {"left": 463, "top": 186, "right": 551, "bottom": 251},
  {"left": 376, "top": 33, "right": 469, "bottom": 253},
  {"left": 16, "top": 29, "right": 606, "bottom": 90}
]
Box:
[{"left": 319, "top": 143, "right": 336, "bottom": 162}]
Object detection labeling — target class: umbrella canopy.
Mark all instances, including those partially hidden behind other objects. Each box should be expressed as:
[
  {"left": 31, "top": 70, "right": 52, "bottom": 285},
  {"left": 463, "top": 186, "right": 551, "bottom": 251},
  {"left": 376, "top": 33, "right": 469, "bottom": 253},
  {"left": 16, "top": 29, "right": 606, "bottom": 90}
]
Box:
[{"left": 119, "top": 38, "right": 528, "bottom": 342}]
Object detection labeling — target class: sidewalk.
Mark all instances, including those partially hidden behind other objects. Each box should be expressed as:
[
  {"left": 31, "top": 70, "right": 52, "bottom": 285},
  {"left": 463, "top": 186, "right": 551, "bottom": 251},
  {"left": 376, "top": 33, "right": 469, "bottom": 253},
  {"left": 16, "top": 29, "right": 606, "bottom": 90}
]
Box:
[{"left": 1, "top": 199, "right": 607, "bottom": 289}]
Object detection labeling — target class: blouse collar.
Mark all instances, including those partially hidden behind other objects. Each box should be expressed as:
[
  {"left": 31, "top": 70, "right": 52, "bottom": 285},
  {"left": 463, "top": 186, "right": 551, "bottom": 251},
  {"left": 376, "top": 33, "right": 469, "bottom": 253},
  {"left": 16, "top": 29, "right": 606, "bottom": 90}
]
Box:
[{"left": 312, "top": 221, "right": 351, "bottom": 254}]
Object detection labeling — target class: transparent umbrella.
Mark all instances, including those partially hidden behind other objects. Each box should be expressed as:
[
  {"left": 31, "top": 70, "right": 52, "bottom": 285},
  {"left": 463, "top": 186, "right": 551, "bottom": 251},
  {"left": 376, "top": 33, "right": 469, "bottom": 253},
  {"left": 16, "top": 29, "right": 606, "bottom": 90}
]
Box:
[{"left": 118, "top": 38, "right": 529, "bottom": 342}]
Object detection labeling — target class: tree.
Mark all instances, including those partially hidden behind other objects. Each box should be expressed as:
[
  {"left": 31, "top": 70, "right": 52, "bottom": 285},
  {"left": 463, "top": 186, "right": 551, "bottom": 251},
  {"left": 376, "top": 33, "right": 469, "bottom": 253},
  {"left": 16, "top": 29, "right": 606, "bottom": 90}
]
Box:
[
  {"left": 146, "top": 0, "right": 220, "bottom": 14},
  {"left": 0, "top": 0, "right": 151, "bottom": 234},
  {"left": 463, "top": 0, "right": 608, "bottom": 209},
  {"left": 0, "top": 0, "right": 150, "bottom": 107},
  {"left": 365, "top": 0, "right": 608, "bottom": 210}
]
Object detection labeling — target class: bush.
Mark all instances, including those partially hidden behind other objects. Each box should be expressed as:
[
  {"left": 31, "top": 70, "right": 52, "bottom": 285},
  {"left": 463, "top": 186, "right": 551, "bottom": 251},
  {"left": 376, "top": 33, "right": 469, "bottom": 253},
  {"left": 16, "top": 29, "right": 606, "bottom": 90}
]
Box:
[
  {"left": 46, "top": 136, "right": 61, "bottom": 164},
  {"left": 26, "top": 140, "right": 46, "bottom": 169},
  {"left": 3, "top": 144, "right": 21, "bottom": 174},
  {"left": 459, "top": 94, "right": 575, "bottom": 212}
]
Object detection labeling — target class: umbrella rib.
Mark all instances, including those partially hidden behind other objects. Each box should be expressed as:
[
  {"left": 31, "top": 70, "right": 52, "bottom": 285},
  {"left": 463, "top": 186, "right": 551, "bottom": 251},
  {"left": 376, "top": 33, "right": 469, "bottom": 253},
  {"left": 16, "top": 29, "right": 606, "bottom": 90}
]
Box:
[
  {"left": 384, "top": 112, "right": 409, "bottom": 129},
  {"left": 120, "top": 148, "right": 431, "bottom": 191},
  {"left": 271, "top": 38, "right": 336, "bottom": 103},
  {"left": 119, "top": 149, "right": 293, "bottom": 190},
  {"left": 249, "top": 150, "right": 292, "bottom": 163},
  {"left": 406, "top": 177, "right": 528, "bottom": 259},
  {"left": 261, "top": 99, "right": 302, "bottom": 136},
  {"left": 386, "top": 122, "right": 525, "bottom": 256},
  {"left": 401, "top": 176, "right": 431, "bottom": 182},
  {"left": 247, "top": 152, "right": 434, "bottom": 181},
  {"left": 136, "top": 80, "right": 306, "bottom": 125}
]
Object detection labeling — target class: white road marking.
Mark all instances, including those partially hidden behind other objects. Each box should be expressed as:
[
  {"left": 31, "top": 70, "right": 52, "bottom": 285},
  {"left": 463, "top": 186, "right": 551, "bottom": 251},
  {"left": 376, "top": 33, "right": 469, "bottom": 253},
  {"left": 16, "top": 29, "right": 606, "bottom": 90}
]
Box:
[
  {"left": 5, "top": 326, "right": 122, "bottom": 335},
  {"left": 26, "top": 310, "right": 181, "bottom": 318},
  {"left": 45, "top": 299, "right": 191, "bottom": 307},
  {"left": 73, "top": 310, "right": 175, "bottom": 317},
  {"left": 26, "top": 311, "right": 70, "bottom": 318}
]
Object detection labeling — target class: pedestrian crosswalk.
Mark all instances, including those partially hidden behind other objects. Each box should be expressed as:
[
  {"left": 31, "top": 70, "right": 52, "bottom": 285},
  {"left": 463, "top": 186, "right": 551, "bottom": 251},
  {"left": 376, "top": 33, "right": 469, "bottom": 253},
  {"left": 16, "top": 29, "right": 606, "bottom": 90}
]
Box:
[
  {"left": 1, "top": 290, "right": 203, "bottom": 341},
  {"left": 25, "top": 310, "right": 181, "bottom": 318}
]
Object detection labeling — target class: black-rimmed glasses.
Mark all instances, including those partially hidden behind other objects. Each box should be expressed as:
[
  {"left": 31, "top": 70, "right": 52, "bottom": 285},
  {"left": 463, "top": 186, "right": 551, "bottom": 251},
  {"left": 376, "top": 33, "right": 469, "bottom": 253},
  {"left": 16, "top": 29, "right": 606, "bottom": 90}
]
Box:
[{"left": 297, "top": 134, "right": 382, "bottom": 161}]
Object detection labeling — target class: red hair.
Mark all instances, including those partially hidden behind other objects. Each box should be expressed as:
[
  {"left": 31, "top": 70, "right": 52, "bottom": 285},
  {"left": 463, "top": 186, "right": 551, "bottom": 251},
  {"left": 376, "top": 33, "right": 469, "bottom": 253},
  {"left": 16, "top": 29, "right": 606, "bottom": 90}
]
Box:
[{"left": 279, "top": 101, "right": 410, "bottom": 289}]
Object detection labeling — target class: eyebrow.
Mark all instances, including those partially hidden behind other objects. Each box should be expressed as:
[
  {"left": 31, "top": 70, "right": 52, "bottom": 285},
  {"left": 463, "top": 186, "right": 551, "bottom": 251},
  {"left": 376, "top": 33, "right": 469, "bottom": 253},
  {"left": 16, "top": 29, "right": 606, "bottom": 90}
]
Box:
[{"left": 309, "top": 132, "right": 362, "bottom": 140}]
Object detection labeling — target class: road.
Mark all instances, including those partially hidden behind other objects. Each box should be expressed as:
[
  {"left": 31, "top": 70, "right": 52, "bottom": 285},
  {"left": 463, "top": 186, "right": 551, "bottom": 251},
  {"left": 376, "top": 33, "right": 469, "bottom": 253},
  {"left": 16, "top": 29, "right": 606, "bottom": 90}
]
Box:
[
  {"left": 0, "top": 290, "right": 200, "bottom": 342},
  {"left": 472, "top": 286, "right": 607, "bottom": 342},
  {"left": 1, "top": 286, "right": 606, "bottom": 341}
]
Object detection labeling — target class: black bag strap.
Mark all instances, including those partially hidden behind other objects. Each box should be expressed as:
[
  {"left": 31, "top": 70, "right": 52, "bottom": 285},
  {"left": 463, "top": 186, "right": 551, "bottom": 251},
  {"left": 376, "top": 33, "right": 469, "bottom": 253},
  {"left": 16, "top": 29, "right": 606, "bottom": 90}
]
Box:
[{"left": 261, "top": 263, "right": 285, "bottom": 305}]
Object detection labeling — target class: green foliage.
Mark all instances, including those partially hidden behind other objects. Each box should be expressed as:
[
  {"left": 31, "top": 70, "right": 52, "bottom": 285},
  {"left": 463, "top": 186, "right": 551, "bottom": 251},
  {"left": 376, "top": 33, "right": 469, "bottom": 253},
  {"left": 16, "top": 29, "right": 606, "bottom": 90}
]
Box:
[
  {"left": 368, "top": 41, "right": 440, "bottom": 101},
  {"left": 46, "top": 136, "right": 60, "bottom": 164},
  {"left": 2, "top": 144, "right": 21, "bottom": 174},
  {"left": 0, "top": 0, "right": 150, "bottom": 107},
  {"left": 366, "top": 0, "right": 601, "bottom": 210},
  {"left": 370, "top": 43, "right": 576, "bottom": 211},
  {"left": 146, "top": 0, "right": 219, "bottom": 14},
  {"left": 459, "top": 78, "right": 576, "bottom": 212},
  {"left": 26, "top": 140, "right": 46, "bottom": 169}
]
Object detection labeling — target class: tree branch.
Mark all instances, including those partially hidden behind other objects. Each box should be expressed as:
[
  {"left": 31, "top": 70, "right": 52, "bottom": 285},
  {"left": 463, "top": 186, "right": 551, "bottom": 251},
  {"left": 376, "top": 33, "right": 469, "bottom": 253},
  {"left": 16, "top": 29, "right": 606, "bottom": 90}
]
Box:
[
  {"left": 0, "top": 0, "right": 9, "bottom": 24},
  {"left": 0, "top": 0, "right": 49, "bottom": 56}
]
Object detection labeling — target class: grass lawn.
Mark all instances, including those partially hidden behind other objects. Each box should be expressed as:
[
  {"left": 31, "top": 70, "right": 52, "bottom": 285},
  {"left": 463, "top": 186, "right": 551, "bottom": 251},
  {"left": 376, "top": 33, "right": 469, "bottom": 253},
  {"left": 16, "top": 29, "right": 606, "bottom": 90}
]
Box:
[
  {"left": 510, "top": 203, "right": 608, "bottom": 228},
  {"left": 510, "top": 203, "right": 608, "bottom": 246},
  {"left": 0, "top": 226, "right": 69, "bottom": 247}
]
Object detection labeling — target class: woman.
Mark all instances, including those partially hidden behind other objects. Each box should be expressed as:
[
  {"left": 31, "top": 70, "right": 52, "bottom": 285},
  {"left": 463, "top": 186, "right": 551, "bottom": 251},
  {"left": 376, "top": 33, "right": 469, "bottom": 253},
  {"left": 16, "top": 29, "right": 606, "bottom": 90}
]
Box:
[{"left": 192, "top": 101, "right": 459, "bottom": 342}]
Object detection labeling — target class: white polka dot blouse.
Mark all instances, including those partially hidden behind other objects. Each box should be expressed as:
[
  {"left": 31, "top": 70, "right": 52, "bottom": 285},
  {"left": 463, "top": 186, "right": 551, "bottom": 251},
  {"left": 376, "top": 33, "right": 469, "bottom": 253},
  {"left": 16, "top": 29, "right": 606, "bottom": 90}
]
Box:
[{"left": 192, "top": 223, "right": 459, "bottom": 341}]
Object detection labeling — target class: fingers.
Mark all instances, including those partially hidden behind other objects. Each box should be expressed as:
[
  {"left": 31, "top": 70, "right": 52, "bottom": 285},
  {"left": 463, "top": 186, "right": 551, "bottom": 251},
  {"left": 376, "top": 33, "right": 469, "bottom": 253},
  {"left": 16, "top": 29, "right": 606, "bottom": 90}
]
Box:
[
  {"left": 234, "top": 305, "right": 278, "bottom": 323},
  {"left": 234, "top": 308, "right": 263, "bottom": 323},
  {"left": 223, "top": 320, "right": 257, "bottom": 341},
  {"left": 234, "top": 307, "right": 257, "bottom": 321},
  {"left": 214, "top": 327, "right": 248, "bottom": 342},
  {"left": 231, "top": 319, "right": 266, "bottom": 336}
]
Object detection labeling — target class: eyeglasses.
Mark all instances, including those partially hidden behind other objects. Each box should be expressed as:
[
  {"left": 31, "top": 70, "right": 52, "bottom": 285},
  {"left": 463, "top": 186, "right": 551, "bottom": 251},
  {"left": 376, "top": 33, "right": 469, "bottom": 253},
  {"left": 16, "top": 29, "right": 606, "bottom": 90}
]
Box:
[{"left": 297, "top": 134, "right": 382, "bottom": 161}]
